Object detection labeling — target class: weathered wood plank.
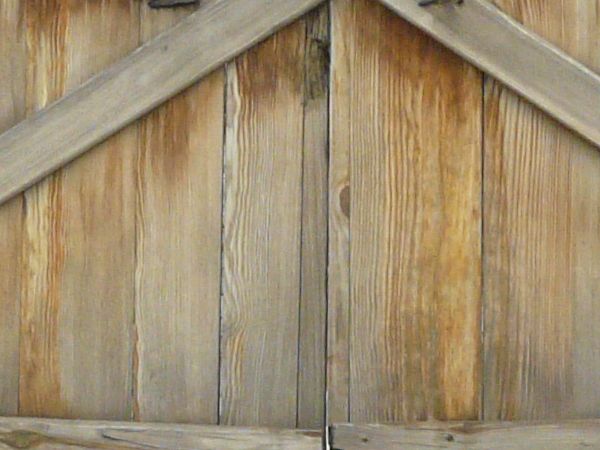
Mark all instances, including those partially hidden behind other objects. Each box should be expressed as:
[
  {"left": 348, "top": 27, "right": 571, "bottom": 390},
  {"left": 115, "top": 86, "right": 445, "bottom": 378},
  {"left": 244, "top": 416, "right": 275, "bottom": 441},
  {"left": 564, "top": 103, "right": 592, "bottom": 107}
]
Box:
[
  {"left": 0, "top": 417, "right": 322, "bottom": 450},
  {"left": 19, "top": 1, "right": 139, "bottom": 419},
  {"left": 0, "top": 0, "right": 323, "bottom": 207},
  {"left": 331, "top": 422, "right": 600, "bottom": 449},
  {"left": 0, "top": 0, "right": 24, "bottom": 416},
  {"left": 0, "top": 198, "right": 21, "bottom": 416},
  {"left": 483, "top": 0, "right": 600, "bottom": 421},
  {"left": 0, "top": 0, "right": 24, "bottom": 132},
  {"left": 298, "top": 5, "right": 329, "bottom": 430},
  {"left": 220, "top": 21, "right": 306, "bottom": 427},
  {"left": 327, "top": 0, "right": 351, "bottom": 423},
  {"left": 330, "top": 0, "right": 482, "bottom": 423},
  {"left": 133, "top": 2, "right": 223, "bottom": 424},
  {"left": 379, "top": 0, "right": 600, "bottom": 149}
]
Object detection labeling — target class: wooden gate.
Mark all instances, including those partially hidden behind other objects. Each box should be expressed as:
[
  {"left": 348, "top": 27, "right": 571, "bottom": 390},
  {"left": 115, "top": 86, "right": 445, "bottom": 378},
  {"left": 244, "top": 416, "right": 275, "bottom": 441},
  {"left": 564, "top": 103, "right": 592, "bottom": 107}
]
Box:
[{"left": 0, "top": 0, "right": 599, "bottom": 448}]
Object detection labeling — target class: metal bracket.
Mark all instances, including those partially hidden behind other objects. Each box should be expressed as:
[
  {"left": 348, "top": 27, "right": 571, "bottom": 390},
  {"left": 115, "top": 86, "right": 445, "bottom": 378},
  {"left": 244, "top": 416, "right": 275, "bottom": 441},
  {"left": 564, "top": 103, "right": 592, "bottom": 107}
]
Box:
[
  {"left": 148, "top": 0, "right": 198, "bottom": 9},
  {"left": 418, "top": 0, "right": 464, "bottom": 6}
]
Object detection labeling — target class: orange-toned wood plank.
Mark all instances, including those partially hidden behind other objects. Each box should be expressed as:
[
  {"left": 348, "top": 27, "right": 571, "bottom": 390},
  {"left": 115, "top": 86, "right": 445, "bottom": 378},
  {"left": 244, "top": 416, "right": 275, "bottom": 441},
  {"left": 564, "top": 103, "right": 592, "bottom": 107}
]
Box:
[
  {"left": 19, "top": 0, "right": 139, "bottom": 419},
  {"left": 484, "top": 0, "right": 600, "bottom": 420},
  {"left": 330, "top": 0, "right": 482, "bottom": 423},
  {"left": 0, "top": 0, "right": 25, "bottom": 415},
  {"left": 133, "top": 3, "right": 223, "bottom": 424},
  {"left": 220, "top": 22, "right": 306, "bottom": 427}
]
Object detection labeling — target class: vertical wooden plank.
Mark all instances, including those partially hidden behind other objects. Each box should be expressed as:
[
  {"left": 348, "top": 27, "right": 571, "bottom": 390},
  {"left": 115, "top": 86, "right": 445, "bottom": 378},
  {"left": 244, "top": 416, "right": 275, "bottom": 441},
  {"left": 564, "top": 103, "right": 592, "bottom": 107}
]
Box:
[
  {"left": 0, "top": 0, "right": 24, "bottom": 416},
  {"left": 0, "top": 0, "right": 24, "bottom": 132},
  {"left": 484, "top": 0, "right": 600, "bottom": 420},
  {"left": 134, "top": 3, "right": 223, "bottom": 424},
  {"left": 330, "top": 0, "right": 482, "bottom": 423},
  {"left": 220, "top": 22, "right": 306, "bottom": 427},
  {"left": 19, "top": 0, "right": 139, "bottom": 419},
  {"left": 327, "top": 0, "right": 351, "bottom": 424},
  {"left": 571, "top": 145, "right": 600, "bottom": 418},
  {"left": 0, "top": 197, "right": 21, "bottom": 416},
  {"left": 297, "top": 5, "right": 329, "bottom": 430}
]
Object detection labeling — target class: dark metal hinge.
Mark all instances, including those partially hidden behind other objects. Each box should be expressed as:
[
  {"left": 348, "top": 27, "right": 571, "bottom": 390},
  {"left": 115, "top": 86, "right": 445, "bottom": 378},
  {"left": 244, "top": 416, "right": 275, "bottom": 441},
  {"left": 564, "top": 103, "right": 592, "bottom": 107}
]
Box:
[{"left": 148, "top": 0, "right": 199, "bottom": 9}]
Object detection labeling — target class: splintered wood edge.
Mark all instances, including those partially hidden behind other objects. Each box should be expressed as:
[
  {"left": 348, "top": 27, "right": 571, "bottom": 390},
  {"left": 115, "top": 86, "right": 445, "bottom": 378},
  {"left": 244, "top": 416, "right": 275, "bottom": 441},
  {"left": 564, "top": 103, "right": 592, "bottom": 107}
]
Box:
[
  {"left": 0, "top": 417, "right": 323, "bottom": 450},
  {"left": 0, "top": 0, "right": 598, "bottom": 209},
  {"left": 330, "top": 421, "right": 600, "bottom": 449}
]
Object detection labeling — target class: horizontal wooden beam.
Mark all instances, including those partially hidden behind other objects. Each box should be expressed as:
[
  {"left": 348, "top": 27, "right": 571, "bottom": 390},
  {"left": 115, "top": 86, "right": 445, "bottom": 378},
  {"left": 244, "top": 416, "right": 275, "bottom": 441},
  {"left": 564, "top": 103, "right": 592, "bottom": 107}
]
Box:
[
  {"left": 0, "top": 0, "right": 322, "bottom": 205},
  {"left": 0, "top": 417, "right": 322, "bottom": 449},
  {"left": 380, "top": 0, "right": 600, "bottom": 148},
  {"left": 330, "top": 421, "right": 600, "bottom": 450}
]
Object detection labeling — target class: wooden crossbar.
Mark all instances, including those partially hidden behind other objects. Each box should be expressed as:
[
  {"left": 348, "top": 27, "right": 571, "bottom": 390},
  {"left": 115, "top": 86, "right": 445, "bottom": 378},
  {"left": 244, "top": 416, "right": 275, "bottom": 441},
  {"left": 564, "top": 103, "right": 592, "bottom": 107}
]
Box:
[
  {"left": 0, "top": 417, "right": 322, "bottom": 449},
  {"left": 330, "top": 421, "right": 600, "bottom": 449},
  {"left": 1, "top": 418, "right": 600, "bottom": 449}
]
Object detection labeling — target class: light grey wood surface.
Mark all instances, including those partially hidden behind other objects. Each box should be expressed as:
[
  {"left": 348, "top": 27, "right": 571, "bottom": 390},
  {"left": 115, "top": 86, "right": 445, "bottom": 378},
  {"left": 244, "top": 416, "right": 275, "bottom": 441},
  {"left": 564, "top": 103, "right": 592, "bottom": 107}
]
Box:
[
  {"left": 0, "top": 417, "right": 322, "bottom": 449},
  {"left": 298, "top": 5, "right": 329, "bottom": 429},
  {"left": 220, "top": 19, "right": 306, "bottom": 428},
  {"left": 379, "top": 0, "right": 600, "bottom": 149},
  {"left": 482, "top": 0, "right": 600, "bottom": 422},
  {"left": 331, "top": 422, "right": 600, "bottom": 449},
  {"left": 134, "top": 4, "right": 223, "bottom": 424},
  {"left": 0, "top": 0, "right": 24, "bottom": 416},
  {"left": 0, "top": 0, "right": 322, "bottom": 206}
]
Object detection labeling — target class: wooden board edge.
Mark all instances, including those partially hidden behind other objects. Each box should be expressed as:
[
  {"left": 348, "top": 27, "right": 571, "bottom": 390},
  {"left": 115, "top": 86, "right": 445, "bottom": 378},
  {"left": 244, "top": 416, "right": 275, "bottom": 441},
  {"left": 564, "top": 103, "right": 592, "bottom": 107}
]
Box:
[
  {"left": 330, "top": 421, "right": 600, "bottom": 449},
  {"left": 0, "top": 417, "right": 323, "bottom": 449}
]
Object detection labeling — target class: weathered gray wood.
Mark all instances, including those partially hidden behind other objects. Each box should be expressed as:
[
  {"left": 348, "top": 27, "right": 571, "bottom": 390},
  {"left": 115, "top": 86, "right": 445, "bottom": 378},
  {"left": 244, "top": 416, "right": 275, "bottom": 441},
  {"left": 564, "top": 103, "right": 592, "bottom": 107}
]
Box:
[
  {"left": 483, "top": 0, "right": 600, "bottom": 421},
  {"left": 0, "top": 0, "right": 323, "bottom": 206},
  {"left": 0, "top": 417, "right": 322, "bottom": 450},
  {"left": 298, "top": 5, "right": 329, "bottom": 429},
  {"left": 379, "top": 0, "right": 600, "bottom": 149},
  {"left": 0, "top": 0, "right": 24, "bottom": 416},
  {"left": 220, "top": 19, "right": 306, "bottom": 428},
  {"left": 331, "top": 422, "right": 600, "bottom": 450},
  {"left": 134, "top": 3, "right": 223, "bottom": 424}
]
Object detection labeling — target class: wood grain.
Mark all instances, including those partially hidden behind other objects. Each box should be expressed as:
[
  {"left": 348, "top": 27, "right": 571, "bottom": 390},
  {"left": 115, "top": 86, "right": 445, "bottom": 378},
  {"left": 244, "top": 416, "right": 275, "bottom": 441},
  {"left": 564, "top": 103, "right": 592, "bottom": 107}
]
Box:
[
  {"left": 0, "top": 417, "right": 322, "bottom": 450},
  {"left": 331, "top": 421, "right": 600, "bottom": 449},
  {"left": 330, "top": 0, "right": 482, "bottom": 423},
  {"left": 0, "top": 0, "right": 24, "bottom": 416},
  {"left": 379, "top": 0, "right": 600, "bottom": 149},
  {"left": 327, "top": 0, "right": 351, "bottom": 423},
  {"left": 483, "top": 0, "right": 600, "bottom": 421},
  {"left": 134, "top": 2, "right": 223, "bottom": 424},
  {"left": 19, "top": 0, "right": 139, "bottom": 419},
  {"left": 0, "top": 0, "right": 323, "bottom": 207},
  {"left": 297, "top": 5, "right": 329, "bottom": 430},
  {"left": 220, "top": 21, "right": 306, "bottom": 427}
]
